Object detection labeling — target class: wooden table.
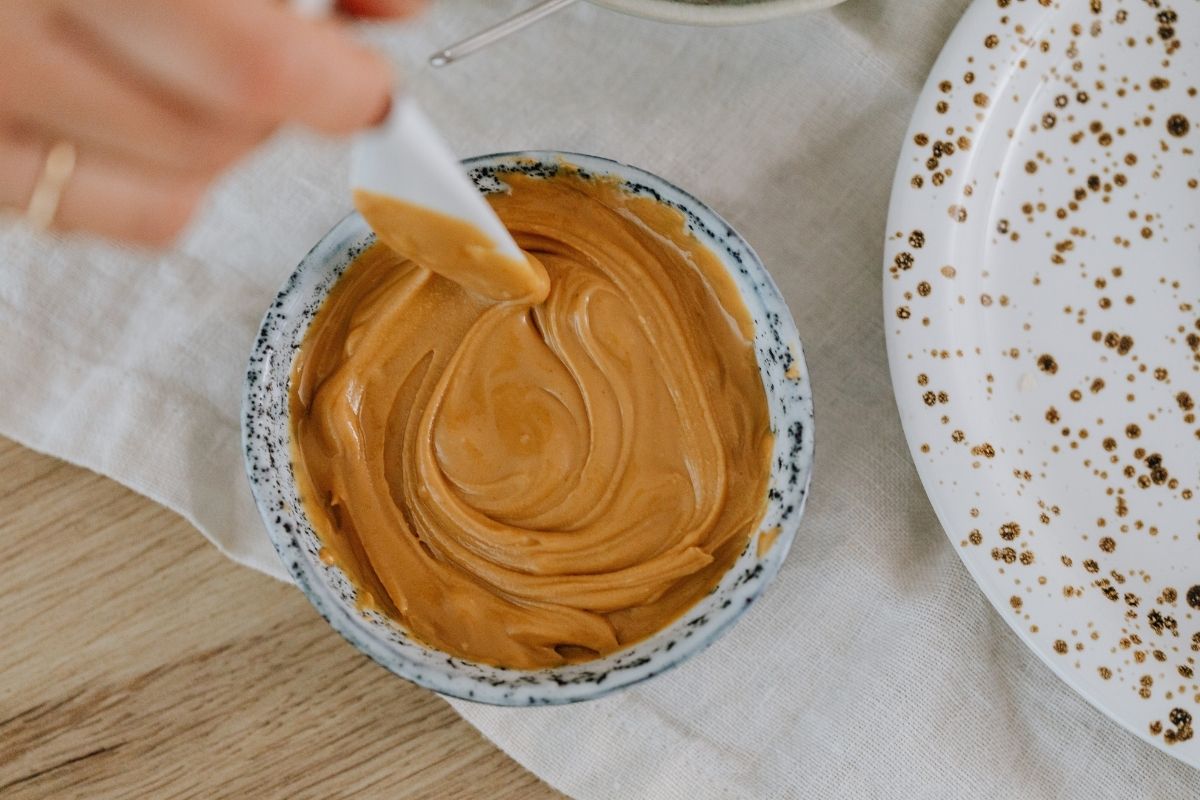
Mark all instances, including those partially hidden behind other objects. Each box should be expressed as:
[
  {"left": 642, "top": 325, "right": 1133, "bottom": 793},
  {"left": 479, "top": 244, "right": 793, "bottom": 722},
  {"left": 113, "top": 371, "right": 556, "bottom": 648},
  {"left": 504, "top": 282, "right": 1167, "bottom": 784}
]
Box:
[{"left": 0, "top": 437, "right": 563, "bottom": 799}]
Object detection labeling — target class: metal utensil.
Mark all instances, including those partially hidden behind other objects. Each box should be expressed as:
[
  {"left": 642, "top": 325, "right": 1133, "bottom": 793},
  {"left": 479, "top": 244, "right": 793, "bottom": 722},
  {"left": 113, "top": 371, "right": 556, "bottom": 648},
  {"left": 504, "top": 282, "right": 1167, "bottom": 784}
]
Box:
[{"left": 429, "top": 0, "right": 579, "bottom": 67}]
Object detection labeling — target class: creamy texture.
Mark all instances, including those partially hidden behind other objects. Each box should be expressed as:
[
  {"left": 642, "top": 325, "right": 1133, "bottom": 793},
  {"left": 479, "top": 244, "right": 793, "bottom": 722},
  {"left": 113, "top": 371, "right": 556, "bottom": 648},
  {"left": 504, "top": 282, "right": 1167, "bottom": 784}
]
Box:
[
  {"left": 353, "top": 189, "right": 550, "bottom": 304},
  {"left": 292, "top": 170, "right": 772, "bottom": 669}
]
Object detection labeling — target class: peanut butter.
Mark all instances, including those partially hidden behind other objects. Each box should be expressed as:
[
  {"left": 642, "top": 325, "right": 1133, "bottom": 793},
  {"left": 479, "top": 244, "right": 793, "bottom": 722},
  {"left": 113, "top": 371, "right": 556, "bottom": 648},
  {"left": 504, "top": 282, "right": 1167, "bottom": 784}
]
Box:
[
  {"left": 291, "top": 169, "right": 772, "bottom": 669},
  {"left": 353, "top": 189, "right": 550, "bottom": 304}
]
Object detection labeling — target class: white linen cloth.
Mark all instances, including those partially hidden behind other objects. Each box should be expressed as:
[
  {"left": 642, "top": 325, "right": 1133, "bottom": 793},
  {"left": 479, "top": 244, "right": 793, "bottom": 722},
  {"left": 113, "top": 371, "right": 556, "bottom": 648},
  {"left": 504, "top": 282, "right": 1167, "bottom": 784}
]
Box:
[{"left": 3, "top": 1, "right": 1199, "bottom": 796}]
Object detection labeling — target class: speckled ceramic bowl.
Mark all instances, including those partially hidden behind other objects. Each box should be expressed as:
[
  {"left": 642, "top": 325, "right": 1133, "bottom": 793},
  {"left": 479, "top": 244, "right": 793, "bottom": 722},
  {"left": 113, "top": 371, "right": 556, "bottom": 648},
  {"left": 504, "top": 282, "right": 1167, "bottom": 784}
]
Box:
[
  {"left": 593, "top": 0, "right": 846, "bottom": 25},
  {"left": 242, "top": 151, "right": 813, "bottom": 705}
]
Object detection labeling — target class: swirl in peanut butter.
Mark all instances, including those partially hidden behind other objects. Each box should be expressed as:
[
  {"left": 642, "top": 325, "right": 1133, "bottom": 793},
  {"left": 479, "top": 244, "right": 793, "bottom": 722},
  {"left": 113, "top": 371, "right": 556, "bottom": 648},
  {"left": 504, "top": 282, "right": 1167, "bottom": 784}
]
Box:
[{"left": 291, "top": 170, "right": 772, "bottom": 669}]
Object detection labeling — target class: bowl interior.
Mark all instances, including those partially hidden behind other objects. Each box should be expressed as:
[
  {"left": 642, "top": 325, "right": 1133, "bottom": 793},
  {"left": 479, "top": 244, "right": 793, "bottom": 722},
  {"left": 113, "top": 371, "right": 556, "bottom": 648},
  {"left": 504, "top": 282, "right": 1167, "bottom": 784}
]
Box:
[{"left": 242, "top": 151, "right": 814, "bottom": 705}]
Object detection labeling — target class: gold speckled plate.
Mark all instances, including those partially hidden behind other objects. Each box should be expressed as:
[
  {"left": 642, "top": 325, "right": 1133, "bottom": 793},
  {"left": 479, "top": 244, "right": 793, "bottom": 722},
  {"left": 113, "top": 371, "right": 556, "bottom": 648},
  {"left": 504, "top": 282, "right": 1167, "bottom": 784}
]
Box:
[{"left": 885, "top": 0, "right": 1199, "bottom": 763}]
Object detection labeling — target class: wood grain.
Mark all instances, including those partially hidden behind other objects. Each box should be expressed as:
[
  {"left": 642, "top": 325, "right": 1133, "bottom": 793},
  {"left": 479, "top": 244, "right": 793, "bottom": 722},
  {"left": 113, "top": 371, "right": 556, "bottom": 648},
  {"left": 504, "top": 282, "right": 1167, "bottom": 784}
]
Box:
[{"left": 0, "top": 437, "right": 564, "bottom": 800}]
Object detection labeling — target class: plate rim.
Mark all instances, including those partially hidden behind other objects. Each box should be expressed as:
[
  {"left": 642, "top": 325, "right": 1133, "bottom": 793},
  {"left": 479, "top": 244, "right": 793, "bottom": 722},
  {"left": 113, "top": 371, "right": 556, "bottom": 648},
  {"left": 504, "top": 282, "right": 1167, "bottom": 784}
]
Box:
[{"left": 592, "top": 0, "right": 845, "bottom": 25}]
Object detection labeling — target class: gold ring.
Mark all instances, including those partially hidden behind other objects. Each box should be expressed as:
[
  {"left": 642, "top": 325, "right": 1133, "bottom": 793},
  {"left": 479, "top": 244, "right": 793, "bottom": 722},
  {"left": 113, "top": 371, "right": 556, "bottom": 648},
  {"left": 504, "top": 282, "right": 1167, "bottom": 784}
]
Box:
[{"left": 26, "top": 142, "right": 77, "bottom": 231}]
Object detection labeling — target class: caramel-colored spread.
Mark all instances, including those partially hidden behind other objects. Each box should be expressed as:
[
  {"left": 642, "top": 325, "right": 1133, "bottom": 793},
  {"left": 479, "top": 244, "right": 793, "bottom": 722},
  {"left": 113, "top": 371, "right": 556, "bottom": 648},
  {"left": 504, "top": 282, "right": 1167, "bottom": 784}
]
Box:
[
  {"left": 757, "top": 526, "right": 782, "bottom": 558},
  {"left": 353, "top": 190, "right": 550, "bottom": 304},
  {"left": 292, "top": 170, "right": 772, "bottom": 669}
]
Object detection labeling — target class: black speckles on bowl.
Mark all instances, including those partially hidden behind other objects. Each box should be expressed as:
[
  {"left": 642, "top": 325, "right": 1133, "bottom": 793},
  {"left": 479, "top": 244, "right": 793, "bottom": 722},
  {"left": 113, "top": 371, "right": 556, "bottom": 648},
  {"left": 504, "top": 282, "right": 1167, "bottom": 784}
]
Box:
[{"left": 241, "top": 151, "right": 814, "bottom": 705}]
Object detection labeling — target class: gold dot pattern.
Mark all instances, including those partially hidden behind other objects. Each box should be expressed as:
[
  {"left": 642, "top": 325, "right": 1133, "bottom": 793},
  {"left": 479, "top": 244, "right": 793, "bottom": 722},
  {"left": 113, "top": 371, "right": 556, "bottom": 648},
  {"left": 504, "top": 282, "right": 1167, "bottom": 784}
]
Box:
[{"left": 886, "top": 0, "right": 1200, "bottom": 759}]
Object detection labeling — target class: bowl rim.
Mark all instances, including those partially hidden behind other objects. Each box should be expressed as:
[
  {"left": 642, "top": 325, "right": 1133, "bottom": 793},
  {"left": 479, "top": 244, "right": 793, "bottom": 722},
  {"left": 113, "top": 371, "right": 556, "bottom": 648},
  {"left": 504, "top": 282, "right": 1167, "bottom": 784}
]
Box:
[
  {"left": 591, "top": 0, "right": 846, "bottom": 25},
  {"left": 242, "top": 150, "right": 814, "bottom": 705}
]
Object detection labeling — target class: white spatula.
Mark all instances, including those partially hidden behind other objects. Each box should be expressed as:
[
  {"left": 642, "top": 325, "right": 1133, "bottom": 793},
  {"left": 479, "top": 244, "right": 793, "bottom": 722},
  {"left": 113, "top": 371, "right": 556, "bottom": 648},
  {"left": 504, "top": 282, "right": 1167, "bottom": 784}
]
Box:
[{"left": 350, "top": 95, "right": 548, "bottom": 303}]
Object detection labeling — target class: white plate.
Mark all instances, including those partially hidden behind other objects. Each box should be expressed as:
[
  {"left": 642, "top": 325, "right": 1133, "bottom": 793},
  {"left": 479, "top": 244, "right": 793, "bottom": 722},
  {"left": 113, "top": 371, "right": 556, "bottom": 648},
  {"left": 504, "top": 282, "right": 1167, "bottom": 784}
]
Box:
[{"left": 885, "top": 0, "right": 1200, "bottom": 763}]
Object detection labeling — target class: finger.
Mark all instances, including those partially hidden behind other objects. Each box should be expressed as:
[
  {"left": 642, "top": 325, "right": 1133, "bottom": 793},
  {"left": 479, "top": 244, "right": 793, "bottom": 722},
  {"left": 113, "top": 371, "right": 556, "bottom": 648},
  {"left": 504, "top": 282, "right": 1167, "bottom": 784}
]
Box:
[
  {"left": 0, "top": 137, "right": 207, "bottom": 246},
  {"left": 5, "top": 23, "right": 269, "bottom": 178},
  {"left": 336, "top": 0, "right": 427, "bottom": 18},
  {"left": 63, "top": 0, "right": 394, "bottom": 134}
]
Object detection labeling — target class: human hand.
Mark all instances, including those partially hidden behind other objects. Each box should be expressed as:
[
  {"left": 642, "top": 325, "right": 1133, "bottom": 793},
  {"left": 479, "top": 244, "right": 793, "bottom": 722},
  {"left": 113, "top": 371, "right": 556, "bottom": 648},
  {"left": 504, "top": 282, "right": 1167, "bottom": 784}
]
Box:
[{"left": 0, "top": 0, "right": 423, "bottom": 244}]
